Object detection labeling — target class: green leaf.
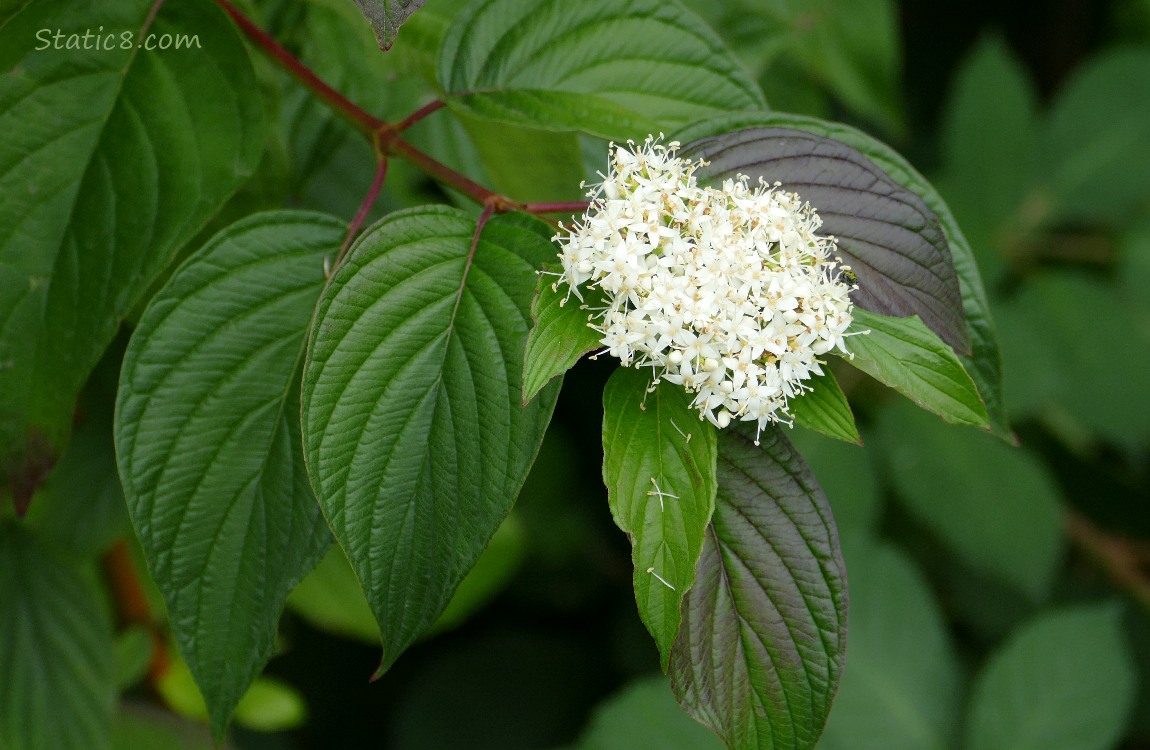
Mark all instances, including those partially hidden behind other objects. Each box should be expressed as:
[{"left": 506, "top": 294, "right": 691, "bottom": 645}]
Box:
[
  {"left": 846, "top": 308, "right": 989, "bottom": 428},
  {"left": 671, "top": 426, "right": 847, "bottom": 750},
  {"left": 0, "top": 0, "right": 263, "bottom": 505},
  {"left": 352, "top": 0, "right": 427, "bottom": 50},
  {"left": 674, "top": 112, "right": 1011, "bottom": 440},
  {"left": 574, "top": 676, "right": 725, "bottom": 750},
  {"left": 116, "top": 212, "right": 342, "bottom": 738},
  {"left": 789, "top": 368, "right": 860, "bottom": 444},
  {"left": 302, "top": 207, "right": 560, "bottom": 673},
  {"left": 818, "top": 542, "right": 962, "bottom": 750},
  {"left": 875, "top": 400, "right": 1062, "bottom": 599},
  {"left": 428, "top": 513, "right": 528, "bottom": 634},
  {"left": 459, "top": 114, "right": 588, "bottom": 204},
  {"left": 1040, "top": 48, "right": 1150, "bottom": 224},
  {"left": 522, "top": 273, "right": 604, "bottom": 404},
  {"left": 437, "top": 0, "right": 765, "bottom": 141},
  {"left": 965, "top": 604, "right": 1136, "bottom": 750},
  {"left": 602, "top": 367, "right": 718, "bottom": 670},
  {"left": 0, "top": 524, "right": 116, "bottom": 750}
]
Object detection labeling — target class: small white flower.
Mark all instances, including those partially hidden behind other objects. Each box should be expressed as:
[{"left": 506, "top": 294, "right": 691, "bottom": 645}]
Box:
[{"left": 555, "top": 136, "right": 857, "bottom": 439}]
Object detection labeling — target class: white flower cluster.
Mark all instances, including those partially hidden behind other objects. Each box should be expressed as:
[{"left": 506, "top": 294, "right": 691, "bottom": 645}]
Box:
[{"left": 555, "top": 136, "right": 856, "bottom": 436}]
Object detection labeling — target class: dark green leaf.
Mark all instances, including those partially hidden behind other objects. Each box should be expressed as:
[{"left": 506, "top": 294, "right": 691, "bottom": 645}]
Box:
[
  {"left": 788, "top": 369, "right": 860, "bottom": 444},
  {"left": 818, "top": 542, "right": 961, "bottom": 750},
  {"left": 437, "top": 0, "right": 765, "bottom": 141},
  {"left": 602, "top": 367, "right": 718, "bottom": 670},
  {"left": 352, "top": 0, "right": 426, "bottom": 50},
  {"left": 116, "top": 212, "right": 342, "bottom": 737},
  {"left": 965, "top": 604, "right": 1136, "bottom": 750},
  {"left": 0, "top": 524, "right": 115, "bottom": 750},
  {"left": 682, "top": 127, "right": 968, "bottom": 354},
  {"left": 522, "top": 274, "right": 604, "bottom": 404},
  {"left": 875, "top": 400, "right": 1062, "bottom": 599},
  {"left": 670, "top": 426, "right": 847, "bottom": 750},
  {"left": 674, "top": 112, "right": 1011, "bottom": 439},
  {"left": 302, "top": 207, "right": 560, "bottom": 673},
  {"left": 0, "top": 0, "right": 263, "bottom": 503},
  {"left": 847, "top": 309, "right": 989, "bottom": 427}
]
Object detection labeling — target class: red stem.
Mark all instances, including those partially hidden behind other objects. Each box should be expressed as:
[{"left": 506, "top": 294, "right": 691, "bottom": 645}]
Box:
[
  {"left": 395, "top": 100, "right": 446, "bottom": 132},
  {"left": 337, "top": 157, "right": 389, "bottom": 266},
  {"left": 522, "top": 201, "right": 591, "bottom": 214}
]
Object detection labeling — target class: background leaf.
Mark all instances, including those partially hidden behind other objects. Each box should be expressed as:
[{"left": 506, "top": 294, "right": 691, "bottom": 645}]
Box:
[
  {"left": 0, "top": 524, "right": 115, "bottom": 750},
  {"left": 573, "top": 676, "right": 724, "bottom": 750},
  {"left": 965, "top": 604, "right": 1136, "bottom": 750},
  {"left": 671, "top": 426, "right": 847, "bottom": 750},
  {"left": 437, "top": 0, "right": 765, "bottom": 140},
  {"left": 116, "top": 212, "right": 342, "bottom": 737},
  {"left": 681, "top": 126, "right": 968, "bottom": 354},
  {"left": 846, "top": 309, "right": 989, "bottom": 427},
  {"left": 0, "top": 0, "right": 263, "bottom": 505},
  {"left": 818, "top": 542, "right": 962, "bottom": 750},
  {"left": 602, "top": 367, "right": 718, "bottom": 670},
  {"left": 352, "top": 0, "right": 427, "bottom": 50},
  {"left": 875, "top": 400, "right": 1062, "bottom": 600},
  {"left": 302, "top": 207, "right": 559, "bottom": 673}
]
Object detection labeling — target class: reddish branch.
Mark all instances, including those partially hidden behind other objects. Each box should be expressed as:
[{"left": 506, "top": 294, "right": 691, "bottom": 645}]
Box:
[
  {"left": 102, "top": 539, "right": 171, "bottom": 685},
  {"left": 212, "top": 0, "right": 584, "bottom": 218},
  {"left": 1065, "top": 508, "right": 1150, "bottom": 615}
]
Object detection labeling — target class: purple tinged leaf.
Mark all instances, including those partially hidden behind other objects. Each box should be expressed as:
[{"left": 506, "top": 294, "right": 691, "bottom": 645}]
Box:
[
  {"left": 352, "top": 0, "right": 426, "bottom": 50},
  {"left": 683, "top": 128, "right": 970, "bottom": 355},
  {"left": 671, "top": 426, "right": 847, "bottom": 750}
]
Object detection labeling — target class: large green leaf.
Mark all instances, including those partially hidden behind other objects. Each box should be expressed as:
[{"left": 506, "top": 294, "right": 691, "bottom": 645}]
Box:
[
  {"left": 682, "top": 127, "right": 968, "bottom": 354},
  {"left": 0, "top": 524, "right": 115, "bottom": 750},
  {"left": 846, "top": 309, "right": 989, "bottom": 428},
  {"left": 116, "top": 212, "right": 342, "bottom": 737},
  {"left": 302, "top": 207, "right": 560, "bottom": 673},
  {"left": 437, "top": 0, "right": 765, "bottom": 141},
  {"left": 671, "top": 426, "right": 847, "bottom": 750},
  {"left": 675, "top": 112, "right": 1011, "bottom": 439},
  {"left": 522, "top": 274, "right": 604, "bottom": 403},
  {"left": 965, "top": 605, "right": 1136, "bottom": 750},
  {"left": 818, "top": 542, "right": 962, "bottom": 750},
  {"left": 875, "top": 400, "right": 1062, "bottom": 600},
  {"left": 0, "top": 0, "right": 263, "bottom": 507},
  {"left": 602, "top": 367, "right": 717, "bottom": 670}
]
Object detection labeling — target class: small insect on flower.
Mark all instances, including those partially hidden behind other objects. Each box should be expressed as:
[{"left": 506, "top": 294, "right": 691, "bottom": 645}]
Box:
[{"left": 553, "top": 136, "right": 857, "bottom": 440}]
